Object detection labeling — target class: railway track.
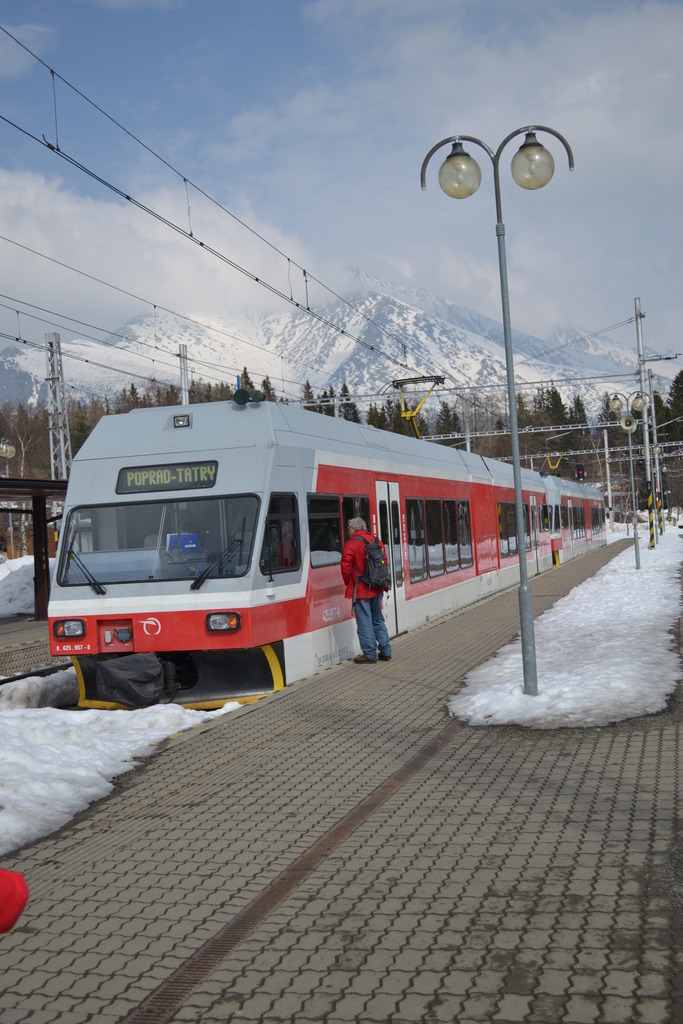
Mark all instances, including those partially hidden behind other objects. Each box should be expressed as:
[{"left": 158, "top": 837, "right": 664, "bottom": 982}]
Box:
[{"left": 0, "top": 660, "right": 72, "bottom": 687}]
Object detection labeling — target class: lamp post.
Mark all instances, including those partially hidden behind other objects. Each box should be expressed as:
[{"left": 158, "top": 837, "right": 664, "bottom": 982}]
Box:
[
  {"left": 652, "top": 444, "right": 665, "bottom": 535},
  {"left": 608, "top": 393, "right": 647, "bottom": 569},
  {"left": 421, "top": 126, "right": 574, "bottom": 697},
  {"left": 0, "top": 438, "right": 16, "bottom": 560}
]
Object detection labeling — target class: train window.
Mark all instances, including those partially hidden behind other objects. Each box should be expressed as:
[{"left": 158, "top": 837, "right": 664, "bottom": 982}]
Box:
[
  {"left": 572, "top": 505, "right": 586, "bottom": 539},
  {"left": 405, "top": 498, "right": 427, "bottom": 583},
  {"left": 390, "top": 500, "right": 404, "bottom": 587},
  {"left": 540, "top": 504, "right": 551, "bottom": 532},
  {"left": 498, "top": 501, "right": 530, "bottom": 557},
  {"left": 553, "top": 505, "right": 561, "bottom": 532},
  {"left": 341, "top": 495, "right": 370, "bottom": 542},
  {"left": 458, "top": 500, "right": 473, "bottom": 568},
  {"left": 378, "top": 501, "right": 390, "bottom": 546},
  {"left": 260, "top": 494, "right": 300, "bottom": 575},
  {"left": 425, "top": 499, "right": 445, "bottom": 577},
  {"left": 498, "top": 502, "right": 512, "bottom": 557},
  {"left": 561, "top": 504, "right": 569, "bottom": 529},
  {"left": 307, "top": 494, "right": 342, "bottom": 568},
  {"left": 443, "top": 500, "right": 460, "bottom": 572},
  {"left": 58, "top": 494, "right": 260, "bottom": 586}
]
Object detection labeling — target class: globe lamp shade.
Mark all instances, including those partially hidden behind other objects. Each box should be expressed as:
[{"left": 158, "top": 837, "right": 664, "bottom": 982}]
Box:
[
  {"left": 438, "top": 142, "right": 482, "bottom": 199},
  {"left": 511, "top": 132, "right": 555, "bottom": 190}
]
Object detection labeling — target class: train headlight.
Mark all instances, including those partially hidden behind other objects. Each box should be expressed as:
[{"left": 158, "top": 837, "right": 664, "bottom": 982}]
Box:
[
  {"left": 53, "top": 619, "right": 86, "bottom": 639},
  {"left": 206, "top": 612, "right": 241, "bottom": 632}
]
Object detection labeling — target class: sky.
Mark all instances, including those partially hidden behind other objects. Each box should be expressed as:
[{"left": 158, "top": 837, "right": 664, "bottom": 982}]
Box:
[
  {"left": 0, "top": 0, "right": 681, "bottom": 394},
  {"left": 1, "top": 520, "right": 681, "bottom": 859}
]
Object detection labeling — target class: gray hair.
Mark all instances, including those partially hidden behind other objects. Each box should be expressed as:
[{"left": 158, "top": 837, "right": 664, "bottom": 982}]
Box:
[{"left": 347, "top": 517, "right": 367, "bottom": 534}]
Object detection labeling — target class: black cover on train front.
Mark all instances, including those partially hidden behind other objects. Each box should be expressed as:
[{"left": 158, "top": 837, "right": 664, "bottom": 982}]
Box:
[{"left": 95, "top": 653, "right": 164, "bottom": 708}]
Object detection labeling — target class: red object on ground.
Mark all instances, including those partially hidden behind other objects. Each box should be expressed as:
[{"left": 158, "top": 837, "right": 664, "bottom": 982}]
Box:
[{"left": 0, "top": 868, "right": 29, "bottom": 933}]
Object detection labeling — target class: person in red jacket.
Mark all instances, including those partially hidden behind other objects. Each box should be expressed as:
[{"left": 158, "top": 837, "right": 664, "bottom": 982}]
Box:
[
  {"left": 0, "top": 867, "right": 29, "bottom": 933},
  {"left": 341, "top": 517, "right": 392, "bottom": 664}
]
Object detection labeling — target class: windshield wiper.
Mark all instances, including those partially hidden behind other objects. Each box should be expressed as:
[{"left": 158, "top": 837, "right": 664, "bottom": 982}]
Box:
[
  {"left": 67, "top": 548, "right": 107, "bottom": 595},
  {"left": 190, "top": 539, "right": 241, "bottom": 591}
]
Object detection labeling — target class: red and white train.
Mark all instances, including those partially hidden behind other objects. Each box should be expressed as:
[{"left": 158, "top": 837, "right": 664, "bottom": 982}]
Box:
[{"left": 48, "top": 398, "right": 606, "bottom": 709}]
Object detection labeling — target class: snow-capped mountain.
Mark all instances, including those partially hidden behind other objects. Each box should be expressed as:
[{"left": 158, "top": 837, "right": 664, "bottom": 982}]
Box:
[{"left": 0, "top": 270, "right": 671, "bottom": 421}]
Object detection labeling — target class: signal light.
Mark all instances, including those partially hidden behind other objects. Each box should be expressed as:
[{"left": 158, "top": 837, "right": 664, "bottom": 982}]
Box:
[
  {"left": 234, "top": 389, "right": 264, "bottom": 407},
  {"left": 576, "top": 464, "right": 585, "bottom": 483}
]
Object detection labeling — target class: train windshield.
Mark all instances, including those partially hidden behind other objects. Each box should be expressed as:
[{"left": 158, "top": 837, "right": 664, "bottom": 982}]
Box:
[{"left": 57, "top": 494, "right": 260, "bottom": 586}]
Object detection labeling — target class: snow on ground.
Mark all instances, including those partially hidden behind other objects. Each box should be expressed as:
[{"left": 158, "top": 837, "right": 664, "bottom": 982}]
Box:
[
  {"left": 448, "top": 524, "right": 682, "bottom": 728},
  {"left": 0, "top": 523, "right": 681, "bottom": 856}
]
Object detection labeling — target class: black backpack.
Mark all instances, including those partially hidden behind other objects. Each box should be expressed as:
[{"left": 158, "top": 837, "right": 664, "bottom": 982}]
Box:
[{"left": 356, "top": 536, "right": 391, "bottom": 590}]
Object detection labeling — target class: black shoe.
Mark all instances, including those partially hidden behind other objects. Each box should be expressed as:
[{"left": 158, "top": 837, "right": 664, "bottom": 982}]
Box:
[
  {"left": 378, "top": 652, "right": 392, "bottom": 661},
  {"left": 354, "top": 654, "right": 377, "bottom": 664}
]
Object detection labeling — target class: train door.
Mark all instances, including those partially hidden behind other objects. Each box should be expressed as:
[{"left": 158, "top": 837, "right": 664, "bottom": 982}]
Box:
[
  {"left": 375, "top": 481, "right": 407, "bottom": 637},
  {"left": 530, "top": 495, "right": 540, "bottom": 574},
  {"left": 567, "top": 499, "right": 575, "bottom": 556}
]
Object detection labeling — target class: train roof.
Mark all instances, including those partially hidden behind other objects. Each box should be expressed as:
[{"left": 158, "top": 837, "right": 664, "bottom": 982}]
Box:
[
  {"left": 71, "top": 399, "right": 602, "bottom": 502},
  {"left": 542, "top": 472, "right": 603, "bottom": 503},
  {"left": 73, "top": 399, "right": 541, "bottom": 488},
  {"left": 73, "top": 399, "right": 469, "bottom": 466}
]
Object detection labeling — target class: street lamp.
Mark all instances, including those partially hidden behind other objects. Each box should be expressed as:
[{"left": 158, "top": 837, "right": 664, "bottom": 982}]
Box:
[
  {"left": 608, "top": 392, "right": 647, "bottom": 569},
  {"left": 421, "top": 126, "right": 574, "bottom": 697}
]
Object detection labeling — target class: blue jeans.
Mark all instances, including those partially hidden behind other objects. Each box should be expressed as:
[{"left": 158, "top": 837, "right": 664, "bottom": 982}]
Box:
[{"left": 354, "top": 595, "right": 392, "bottom": 661}]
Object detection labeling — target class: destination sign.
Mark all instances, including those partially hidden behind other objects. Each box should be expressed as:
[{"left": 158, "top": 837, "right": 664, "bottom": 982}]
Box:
[{"left": 116, "top": 461, "right": 218, "bottom": 494}]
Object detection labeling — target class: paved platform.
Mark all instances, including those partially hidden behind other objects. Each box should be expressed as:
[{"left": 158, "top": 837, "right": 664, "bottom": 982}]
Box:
[{"left": 1, "top": 537, "right": 681, "bottom": 1024}]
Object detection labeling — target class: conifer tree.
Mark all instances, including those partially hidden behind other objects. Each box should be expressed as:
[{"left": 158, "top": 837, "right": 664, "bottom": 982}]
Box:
[
  {"left": 516, "top": 392, "right": 534, "bottom": 429},
  {"left": 239, "top": 367, "right": 255, "bottom": 392},
  {"left": 384, "top": 398, "right": 413, "bottom": 437},
  {"left": 338, "top": 382, "right": 361, "bottom": 422},
  {"left": 320, "top": 387, "right": 336, "bottom": 417},
  {"left": 366, "top": 402, "right": 389, "bottom": 430},
  {"left": 598, "top": 391, "right": 617, "bottom": 426},
  {"left": 546, "top": 384, "right": 568, "bottom": 425},
  {"left": 301, "top": 380, "right": 320, "bottom": 413},
  {"left": 433, "top": 400, "right": 462, "bottom": 440},
  {"left": 668, "top": 370, "right": 683, "bottom": 442},
  {"left": 564, "top": 395, "right": 589, "bottom": 452},
  {"left": 260, "top": 375, "right": 276, "bottom": 401}
]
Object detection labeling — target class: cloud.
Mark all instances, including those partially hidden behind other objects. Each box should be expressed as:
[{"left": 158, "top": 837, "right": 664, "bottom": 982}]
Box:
[
  {"left": 0, "top": 168, "right": 312, "bottom": 354},
  {"left": 0, "top": 22, "right": 55, "bottom": 79},
  {"left": 0, "top": 1, "right": 681, "bottom": 360}
]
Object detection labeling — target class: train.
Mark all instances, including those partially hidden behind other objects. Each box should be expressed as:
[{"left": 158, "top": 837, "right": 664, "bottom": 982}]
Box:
[{"left": 48, "top": 396, "right": 606, "bottom": 709}]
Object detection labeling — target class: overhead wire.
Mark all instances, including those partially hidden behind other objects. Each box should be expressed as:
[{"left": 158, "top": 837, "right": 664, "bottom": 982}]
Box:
[
  {"left": 535, "top": 317, "right": 638, "bottom": 358},
  {"left": 0, "top": 314, "right": 413, "bottom": 410},
  {"left": 0, "top": 109, "right": 422, "bottom": 380},
  {"left": 0, "top": 24, "right": 425, "bottom": 379},
  {"left": 0, "top": 274, "right": 657, "bottom": 415},
  {"left": 0, "top": 318, "right": 305, "bottom": 404},
  {"left": 0, "top": 329, "right": 158, "bottom": 387},
  {"left": 0, "top": 24, "right": 672, "bottom": 414},
  {"left": 0, "top": 283, "right": 331, "bottom": 397},
  {"left": 0, "top": 279, "right": 397, "bottom": 406},
  {"left": 0, "top": 251, "right": 662, "bottom": 417}
]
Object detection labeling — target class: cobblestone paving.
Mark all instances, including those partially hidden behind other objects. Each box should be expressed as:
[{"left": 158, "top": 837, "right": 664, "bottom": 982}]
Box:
[{"left": 1, "top": 539, "right": 681, "bottom": 1023}]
